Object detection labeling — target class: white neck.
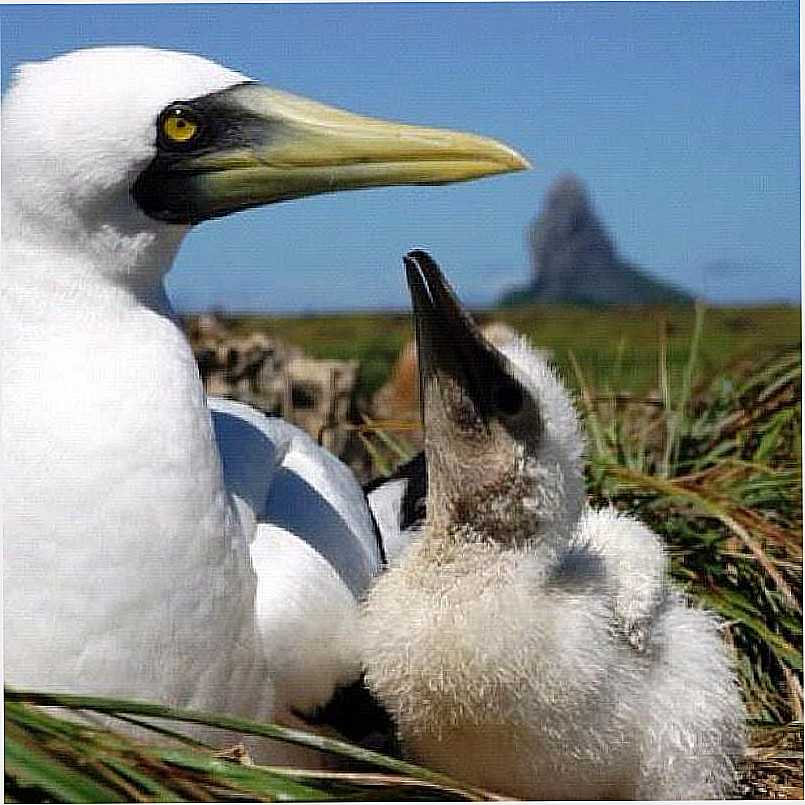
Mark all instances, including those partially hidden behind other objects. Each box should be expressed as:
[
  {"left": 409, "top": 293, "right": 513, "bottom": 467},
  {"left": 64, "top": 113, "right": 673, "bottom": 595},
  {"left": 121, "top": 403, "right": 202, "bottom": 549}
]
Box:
[
  {"left": 2, "top": 200, "right": 263, "bottom": 709},
  {"left": 2, "top": 194, "right": 187, "bottom": 316}
]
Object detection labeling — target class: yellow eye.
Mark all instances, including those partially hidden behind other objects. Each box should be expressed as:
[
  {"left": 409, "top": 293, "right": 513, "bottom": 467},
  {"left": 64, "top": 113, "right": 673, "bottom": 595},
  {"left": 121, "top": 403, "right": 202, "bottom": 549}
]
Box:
[{"left": 162, "top": 111, "right": 198, "bottom": 143}]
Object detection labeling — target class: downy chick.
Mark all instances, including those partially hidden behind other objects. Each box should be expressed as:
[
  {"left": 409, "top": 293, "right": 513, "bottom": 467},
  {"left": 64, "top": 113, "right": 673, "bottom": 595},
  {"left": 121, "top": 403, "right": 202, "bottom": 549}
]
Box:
[{"left": 361, "top": 251, "right": 745, "bottom": 800}]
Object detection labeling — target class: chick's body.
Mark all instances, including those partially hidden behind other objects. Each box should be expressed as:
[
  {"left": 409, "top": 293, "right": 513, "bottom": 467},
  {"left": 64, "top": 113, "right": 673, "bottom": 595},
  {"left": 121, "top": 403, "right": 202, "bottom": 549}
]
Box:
[
  {"left": 364, "top": 524, "right": 742, "bottom": 799},
  {"left": 362, "top": 252, "right": 745, "bottom": 800}
]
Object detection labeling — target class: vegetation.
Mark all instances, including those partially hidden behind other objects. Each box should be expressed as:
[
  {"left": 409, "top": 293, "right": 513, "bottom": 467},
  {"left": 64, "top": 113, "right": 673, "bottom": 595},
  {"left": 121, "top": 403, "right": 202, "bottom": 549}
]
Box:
[
  {"left": 5, "top": 691, "right": 496, "bottom": 802},
  {"left": 6, "top": 304, "right": 801, "bottom": 800},
  {"left": 226, "top": 304, "right": 800, "bottom": 402},
  {"left": 578, "top": 331, "right": 803, "bottom": 796}
]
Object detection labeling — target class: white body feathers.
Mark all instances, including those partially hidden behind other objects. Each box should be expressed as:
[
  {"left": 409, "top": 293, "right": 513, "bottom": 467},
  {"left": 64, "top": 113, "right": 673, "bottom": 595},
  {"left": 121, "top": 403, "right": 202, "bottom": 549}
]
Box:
[{"left": 2, "top": 47, "right": 379, "bottom": 756}]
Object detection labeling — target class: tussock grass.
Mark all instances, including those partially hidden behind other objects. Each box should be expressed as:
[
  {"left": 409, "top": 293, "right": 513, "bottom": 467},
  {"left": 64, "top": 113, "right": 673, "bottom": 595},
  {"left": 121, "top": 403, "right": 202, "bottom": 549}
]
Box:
[
  {"left": 5, "top": 690, "right": 498, "bottom": 802},
  {"left": 572, "top": 333, "right": 803, "bottom": 798},
  {"left": 575, "top": 342, "right": 801, "bottom": 723}
]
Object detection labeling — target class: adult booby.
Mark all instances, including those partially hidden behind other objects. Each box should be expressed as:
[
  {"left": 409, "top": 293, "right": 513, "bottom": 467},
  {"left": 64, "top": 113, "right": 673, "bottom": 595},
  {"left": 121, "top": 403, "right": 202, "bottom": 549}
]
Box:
[
  {"left": 361, "top": 251, "right": 745, "bottom": 799},
  {"left": 2, "top": 47, "right": 527, "bottom": 756}
]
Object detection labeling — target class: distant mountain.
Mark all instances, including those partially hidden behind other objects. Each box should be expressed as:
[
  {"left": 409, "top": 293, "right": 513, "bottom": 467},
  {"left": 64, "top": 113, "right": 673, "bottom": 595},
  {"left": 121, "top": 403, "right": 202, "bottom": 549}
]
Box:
[{"left": 501, "top": 175, "right": 693, "bottom": 307}]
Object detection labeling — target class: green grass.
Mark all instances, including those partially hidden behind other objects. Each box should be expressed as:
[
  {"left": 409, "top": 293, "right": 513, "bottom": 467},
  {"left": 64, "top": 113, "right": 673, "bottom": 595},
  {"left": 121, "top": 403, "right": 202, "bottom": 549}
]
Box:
[
  {"left": 577, "top": 343, "right": 802, "bottom": 725},
  {"left": 5, "top": 691, "right": 499, "bottom": 803},
  {"left": 574, "top": 335, "right": 803, "bottom": 797},
  {"left": 223, "top": 304, "right": 800, "bottom": 402}
]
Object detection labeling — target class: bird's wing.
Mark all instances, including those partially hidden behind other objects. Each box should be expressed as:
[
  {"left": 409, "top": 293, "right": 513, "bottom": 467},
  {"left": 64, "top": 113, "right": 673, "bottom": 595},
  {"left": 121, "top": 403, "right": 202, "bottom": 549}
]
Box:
[
  {"left": 251, "top": 522, "right": 398, "bottom": 758},
  {"left": 575, "top": 506, "right": 670, "bottom": 652},
  {"left": 250, "top": 521, "right": 363, "bottom": 717},
  {"left": 211, "top": 396, "right": 383, "bottom": 720},
  {"left": 210, "top": 396, "right": 382, "bottom": 597},
  {"left": 210, "top": 396, "right": 290, "bottom": 516},
  {"left": 260, "top": 417, "right": 383, "bottom": 597},
  {"left": 364, "top": 451, "right": 428, "bottom": 565}
]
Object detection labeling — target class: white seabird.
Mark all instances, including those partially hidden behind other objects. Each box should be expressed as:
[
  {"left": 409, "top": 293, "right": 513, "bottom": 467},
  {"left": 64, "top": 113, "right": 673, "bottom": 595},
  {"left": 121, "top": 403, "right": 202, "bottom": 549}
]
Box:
[
  {"left": 1, "top": 47, "right": 527, "bottom": 756},
  {"left": 361, "top": 251, "right": 746, "bottom": 799}
]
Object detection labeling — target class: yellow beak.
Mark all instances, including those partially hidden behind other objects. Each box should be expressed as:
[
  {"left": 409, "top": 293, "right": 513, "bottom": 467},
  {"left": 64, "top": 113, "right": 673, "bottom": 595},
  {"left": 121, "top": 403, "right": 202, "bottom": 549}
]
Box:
[{"left": 135, "top": 82, "right": 530, "bottom": 224}]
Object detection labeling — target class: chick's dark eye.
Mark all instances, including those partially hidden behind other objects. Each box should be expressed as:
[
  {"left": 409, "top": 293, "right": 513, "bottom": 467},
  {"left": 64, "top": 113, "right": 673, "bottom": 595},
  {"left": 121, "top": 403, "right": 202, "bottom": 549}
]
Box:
[{"left": 492, "top": 380, "right": 524, "bottom": 417}]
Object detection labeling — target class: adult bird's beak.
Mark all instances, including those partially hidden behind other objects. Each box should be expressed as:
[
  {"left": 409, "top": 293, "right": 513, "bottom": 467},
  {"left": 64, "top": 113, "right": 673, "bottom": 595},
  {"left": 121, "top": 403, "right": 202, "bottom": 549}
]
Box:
[
  {"left": 134, "top": 83, "right": 530, "bottom": 224},
  {"left": 403, "top": 250, "right": 512, "bottom": 430}
]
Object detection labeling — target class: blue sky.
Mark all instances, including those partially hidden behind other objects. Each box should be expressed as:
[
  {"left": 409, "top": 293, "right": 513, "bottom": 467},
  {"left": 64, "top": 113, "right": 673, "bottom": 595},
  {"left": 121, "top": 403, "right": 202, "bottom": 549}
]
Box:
[{"left": 2, "top": 2, "right": 799, "bottom": 311}]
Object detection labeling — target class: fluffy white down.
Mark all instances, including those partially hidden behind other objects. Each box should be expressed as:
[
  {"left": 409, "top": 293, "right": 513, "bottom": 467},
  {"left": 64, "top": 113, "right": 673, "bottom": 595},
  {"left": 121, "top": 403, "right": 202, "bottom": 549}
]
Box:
[
  {"left": 574, "top": 505, "right": 669, "bottom": 648},
  {"left": 361, "top": 335, "right": 745, "bottom": 799},
  {"left": 499, "top": 335, "right": 587, "bottom": 548}
]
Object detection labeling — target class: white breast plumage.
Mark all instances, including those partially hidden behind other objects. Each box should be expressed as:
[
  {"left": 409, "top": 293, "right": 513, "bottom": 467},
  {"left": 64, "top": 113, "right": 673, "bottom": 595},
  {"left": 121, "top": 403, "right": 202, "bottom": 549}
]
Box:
[{"left": 2, "top": 46, "right": 527, "bottom": 758}]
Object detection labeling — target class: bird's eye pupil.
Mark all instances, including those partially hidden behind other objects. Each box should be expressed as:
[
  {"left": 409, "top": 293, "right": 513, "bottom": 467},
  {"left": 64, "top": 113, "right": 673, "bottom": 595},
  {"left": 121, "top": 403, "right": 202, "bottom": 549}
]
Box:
[
  {"left": 493, "top": 381, "right": 524, "bottom": 416},
  {"left": 161, "top": 107, "right": 200, "bottom": 145}
]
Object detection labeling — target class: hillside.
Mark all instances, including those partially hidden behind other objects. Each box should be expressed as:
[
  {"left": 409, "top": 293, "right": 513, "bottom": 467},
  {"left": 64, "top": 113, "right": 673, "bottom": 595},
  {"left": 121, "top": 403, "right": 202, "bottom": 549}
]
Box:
[{"left": 501, "top": 174, "right": 694, "bottom": 307}]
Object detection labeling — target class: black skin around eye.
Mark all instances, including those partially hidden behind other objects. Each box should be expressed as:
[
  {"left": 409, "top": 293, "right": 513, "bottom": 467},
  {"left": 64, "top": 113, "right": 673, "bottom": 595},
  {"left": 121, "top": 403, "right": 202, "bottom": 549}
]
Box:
[{"left": 492, "top": 380, "right": 525, "bottom": 417}]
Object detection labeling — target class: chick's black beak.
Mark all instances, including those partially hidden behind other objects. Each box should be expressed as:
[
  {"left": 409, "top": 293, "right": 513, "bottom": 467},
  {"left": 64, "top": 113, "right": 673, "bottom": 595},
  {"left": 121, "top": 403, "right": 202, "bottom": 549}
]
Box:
[{"left": 403, "top": 250, "right": 510, "bottom": 426}]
